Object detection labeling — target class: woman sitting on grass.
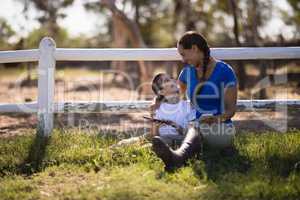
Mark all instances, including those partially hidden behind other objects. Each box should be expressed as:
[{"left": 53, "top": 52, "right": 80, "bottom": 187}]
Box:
[{"left": 151, "top": 31, "right": 238, "bottom": 171}]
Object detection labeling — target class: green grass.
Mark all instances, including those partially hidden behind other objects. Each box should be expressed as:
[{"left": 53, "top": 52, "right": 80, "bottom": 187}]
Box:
[{"left": 0, "top": 129, "right": 300, "bottom": 200}]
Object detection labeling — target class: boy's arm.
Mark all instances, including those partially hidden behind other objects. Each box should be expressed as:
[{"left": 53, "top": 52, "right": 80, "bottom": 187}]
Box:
[
  {"left": 150, "top": 106, "right": 160, "bottom": 138},
  {"left": 151, "top": 120, "right": 185, "bottom": 136},
  {"left": 167, "top": 121, "right": 185, "bottom": 135},
  {"left": 149, "top": 96, "right": 161, "bottom": 112},
  {"left": 150, "top": 122, "right": 160, "bottom": 137},
  {"left": 178, "top": 80, "right": 187, "bottom": 100}
]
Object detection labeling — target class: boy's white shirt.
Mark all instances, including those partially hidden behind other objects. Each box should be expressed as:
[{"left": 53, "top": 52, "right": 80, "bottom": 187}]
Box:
[{"left": 154, "top": 100, "right": 196, "bottom": 137}]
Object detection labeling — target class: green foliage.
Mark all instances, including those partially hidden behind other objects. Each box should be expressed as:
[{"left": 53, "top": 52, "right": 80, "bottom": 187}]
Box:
[
  {"left": 25, "top": 26, "right": 69, "bottom": 48},
  {"left": 3, "top": 0, "right": 299, "bottom": 50},
  {"left": 140, "top": 12, "right": 174, "bottom": 47},
  {"left": 0, "top": 129, "right": 300, "bottom": 199},
  {"left": 0, "top": 17, "right": 16, "bottom": 50},
  {"left": 27, "top": 0, "right": 74, "bottom": 24},
  {"left": 281, "top": 0, "right": 300, "bottom": 36}
]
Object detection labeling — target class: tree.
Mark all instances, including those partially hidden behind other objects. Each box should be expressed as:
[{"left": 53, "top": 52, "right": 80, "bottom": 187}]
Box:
[
  {"left": 172, "top": 0, "right": 219, "bottom": 76},
  {"left": 0, "top": 18, "right": 15, "bottom": 50},
  {"left": 228, "top": 0, "right": 247, "bottom": 90},
  {"left": 105, "top": 0, "right": 155, "bottom": 98},
  {"left": 85, "top": 0, "right": 167, "bottom": 98},
  {"left": 18, "top": 0, "right": 74, "bottom": 37},
  {"left": 243, "top": 0, "right": 273, "bottom": 98},
  {"left": 282, "top": 0, "right": 300, "bottom": 39}
]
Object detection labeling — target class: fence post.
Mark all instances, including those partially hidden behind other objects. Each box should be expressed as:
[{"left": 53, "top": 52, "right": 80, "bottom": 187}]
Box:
[{"left": 37, "top": 37, "right": 56, "bottom": 137}]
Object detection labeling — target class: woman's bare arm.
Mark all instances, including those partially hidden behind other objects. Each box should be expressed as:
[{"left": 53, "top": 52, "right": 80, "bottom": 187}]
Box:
[
  {"left": 222, "top": 66, "right": 238, "bottom": 120},
  {"left": 222, "top": 85, "right": 237, "bottom": 120},
  {"left": 200, "top": 85, "right": 237, "bottom": 124}
]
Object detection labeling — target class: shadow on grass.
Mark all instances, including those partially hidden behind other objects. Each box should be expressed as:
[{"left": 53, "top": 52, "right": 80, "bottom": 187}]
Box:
[
  {"left": 19, "top": 133, "right": 50, "bottom": 175},
  {"left": 192, "top": 146, "right": 300, "bottom": 183},
  {"left": 265, "top": 152, "right": 300, "bottom": 178},
  {"left": 193, "top": 145, "right": 252, "bottom": 182}
]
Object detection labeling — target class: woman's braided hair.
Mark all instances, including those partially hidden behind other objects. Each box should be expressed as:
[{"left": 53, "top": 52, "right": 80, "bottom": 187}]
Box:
[{"left": 178, "top": 31, "right": 210, "bottom": 81}]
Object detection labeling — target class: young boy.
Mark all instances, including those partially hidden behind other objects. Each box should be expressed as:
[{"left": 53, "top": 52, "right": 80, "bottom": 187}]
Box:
[
  {"left": 113, "top": 73, "right": 196, "bottom": 148},
  {"left": 150, "top": 73, "right": 197, "bottom": 146}
]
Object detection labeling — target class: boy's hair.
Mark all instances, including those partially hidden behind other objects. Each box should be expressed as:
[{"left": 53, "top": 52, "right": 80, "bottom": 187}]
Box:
[{"left": 151, "top": 73, "right": 166, "bottom": 102}]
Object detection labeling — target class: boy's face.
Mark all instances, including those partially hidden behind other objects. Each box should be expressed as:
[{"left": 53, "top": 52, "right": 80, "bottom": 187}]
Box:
[{"left": 159, "top": 75, "right": 179, "bottom": 97}]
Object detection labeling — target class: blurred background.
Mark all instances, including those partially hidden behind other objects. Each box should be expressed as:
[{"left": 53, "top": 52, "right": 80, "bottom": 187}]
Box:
[{"left": 0, "top": 0, "right": 299, "bottom": 135}]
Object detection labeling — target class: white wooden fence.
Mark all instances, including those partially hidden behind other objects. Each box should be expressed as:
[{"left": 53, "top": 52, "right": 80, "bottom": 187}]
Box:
[{"left": 0, "top": 37, "right": 300, "bottom": 136}]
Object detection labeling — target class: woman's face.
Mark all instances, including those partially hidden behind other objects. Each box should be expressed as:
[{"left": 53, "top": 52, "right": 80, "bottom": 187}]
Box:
[{"left": 177, "top": 44, "right": 204, "bottom": 68}]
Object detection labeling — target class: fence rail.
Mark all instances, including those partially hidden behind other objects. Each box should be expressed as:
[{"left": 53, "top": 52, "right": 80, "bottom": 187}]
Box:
[
  {"left": 1, "top": 47, "right": 300, "bottom": 63},
  {"left": 0, "top": 49, "right": 39, "bottom": 63},
  {"left": 0, "top": 37, "right": 300, "bottom": 136},
  {"left": 0, "top": 100, "right": 300, "bottom": 114}
]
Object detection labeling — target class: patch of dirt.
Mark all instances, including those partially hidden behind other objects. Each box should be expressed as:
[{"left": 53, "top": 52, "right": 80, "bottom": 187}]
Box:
[
  {"left": 0, "top": 113, "right": 36, "bottom": 138},
  {"left": 1, "top": 110, "right": 300, "bottom": 138}
]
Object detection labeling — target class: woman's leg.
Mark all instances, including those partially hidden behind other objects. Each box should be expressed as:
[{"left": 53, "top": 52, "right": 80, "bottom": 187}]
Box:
[
  {"left": 200, "top": 122, "right": 236, "bottom": 148},
  {"left": 152, "top": 126, "right": 202, "bottom": 171}
]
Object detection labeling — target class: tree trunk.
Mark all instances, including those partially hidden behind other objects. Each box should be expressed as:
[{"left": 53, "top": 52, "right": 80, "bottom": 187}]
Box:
[
  {"left": 173, "top": 0, "right": 196, "bottom": 77},
  {"left": 111, "top": 16, "right": 128, "bottom": 85},
  {"left": 228, "top": 0, "right": 247, "bottom": 90},
  {"left": 247, "top": 0, "right": 267, "bottom": 98},
  {"left": 185, "top": 0, "right": 196, "bottom": 31},
  {"left": 100, "top": 0, "right": 153, "bottom": 99},
  {"left": 173, "top": 0, "right": 183, "bottom": 77}
]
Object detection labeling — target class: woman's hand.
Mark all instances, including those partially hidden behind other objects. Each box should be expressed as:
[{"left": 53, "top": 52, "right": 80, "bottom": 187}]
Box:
[
  {"left": 200, "top": 114, "right": 231, "bottom": 125},
  {"left": 200, "top": 115, "right": 219, "bottom": 125}
]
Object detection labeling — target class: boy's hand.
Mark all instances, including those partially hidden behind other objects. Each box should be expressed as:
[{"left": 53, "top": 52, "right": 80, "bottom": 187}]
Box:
[
  {"left": 152, "top": 119, "right": 172, "bottom": 126},
  {"left": 155, "top": 120, "right": 184, "bottom": 135},
  {"left": 168, "top": 122, "right": 184, "bottom": 135}
]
